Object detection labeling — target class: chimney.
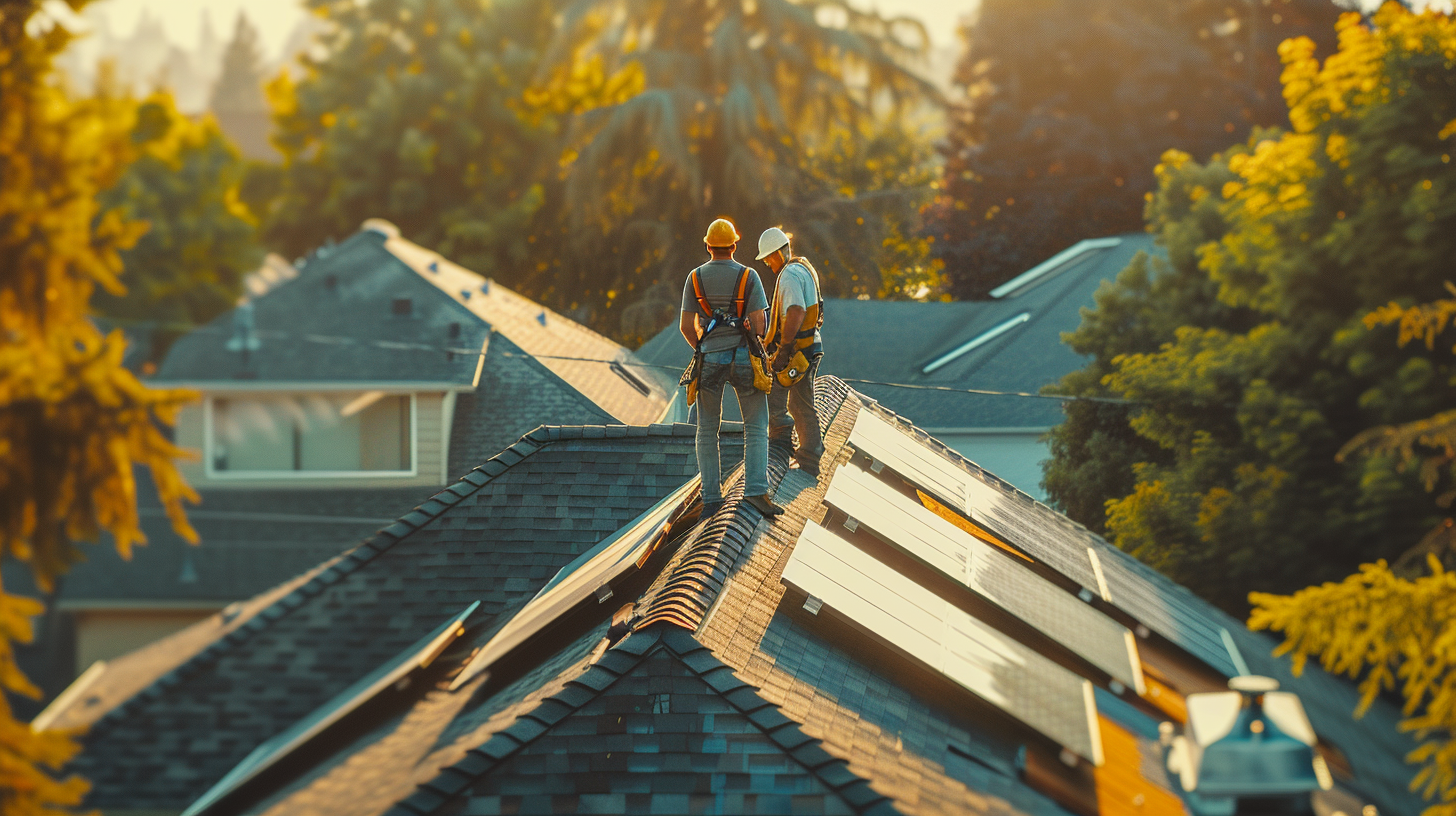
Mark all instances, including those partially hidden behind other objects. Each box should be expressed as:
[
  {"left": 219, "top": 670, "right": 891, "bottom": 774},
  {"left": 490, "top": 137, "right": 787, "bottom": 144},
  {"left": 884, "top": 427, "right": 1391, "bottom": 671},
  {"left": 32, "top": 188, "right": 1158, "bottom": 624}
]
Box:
[
  {"left": 226, "top": 301, "right": 262, "bottom": 374},
  {"left": 1163, "top": 675, "right": 1330, "bottom": 816}
]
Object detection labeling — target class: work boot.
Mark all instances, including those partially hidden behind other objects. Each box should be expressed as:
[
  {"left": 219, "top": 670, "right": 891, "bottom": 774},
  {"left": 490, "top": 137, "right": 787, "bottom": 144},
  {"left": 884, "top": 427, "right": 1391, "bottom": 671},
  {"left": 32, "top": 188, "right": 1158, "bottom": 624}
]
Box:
[{"left": 745, "top": 493, "right": 785, "bottom": 517}]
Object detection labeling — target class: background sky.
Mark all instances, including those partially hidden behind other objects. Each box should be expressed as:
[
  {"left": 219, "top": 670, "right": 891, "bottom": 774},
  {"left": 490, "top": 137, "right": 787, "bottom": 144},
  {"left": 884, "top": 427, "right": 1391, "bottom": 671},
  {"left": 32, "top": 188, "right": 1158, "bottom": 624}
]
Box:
[{"left": 55, "top": 0, "right": 979, "bottom": 57}]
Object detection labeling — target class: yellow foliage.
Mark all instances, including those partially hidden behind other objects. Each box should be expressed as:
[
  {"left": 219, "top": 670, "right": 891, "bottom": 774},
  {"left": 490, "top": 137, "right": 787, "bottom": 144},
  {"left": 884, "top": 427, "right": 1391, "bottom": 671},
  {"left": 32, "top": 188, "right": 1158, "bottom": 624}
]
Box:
[
  {"left": 1250, "top": 558, "right": 1456, "bottom": 813},
  {"left": 0, "top": 3, "right": 198, "bottom": 813}
]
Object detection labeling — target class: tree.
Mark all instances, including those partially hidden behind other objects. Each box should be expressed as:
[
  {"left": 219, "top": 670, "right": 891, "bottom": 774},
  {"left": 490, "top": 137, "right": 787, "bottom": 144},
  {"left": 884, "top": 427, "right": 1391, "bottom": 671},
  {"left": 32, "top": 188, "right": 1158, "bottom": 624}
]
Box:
[
  {"left": 1248, "top": 287, "right": 1456, "bottom": 816},
  {"left": 209, "top": 12, "right": 273, "bottom": 160},
  {"left": 535, "top": 0, "right": 944, "bottom": 342},
  {"left": 929, "top": 0, "right": 1343, "bottom": 299},
  {"left": 1042, "top": 3, "right": 1456, "bottom": 612},
  {"left": 91, "top": 92, "right": 261, "bottom": 362},
  {"left": 209, "top": 12, "right": 267, "bottom": 116},
  {"left": 262, "top": 0, "right": 577, "bottom": 283},
  {"left": 0, "top": 2, "right": 197, "bottom": 811}
]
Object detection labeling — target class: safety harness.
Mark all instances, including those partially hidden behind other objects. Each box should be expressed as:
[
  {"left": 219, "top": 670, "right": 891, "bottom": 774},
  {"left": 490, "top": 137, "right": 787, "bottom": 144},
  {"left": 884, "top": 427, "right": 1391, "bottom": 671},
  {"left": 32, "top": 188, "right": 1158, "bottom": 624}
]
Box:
[
  {"left": 767, "top": 257, "right": 825, "bottom": 358},
  {"left": 678, "top": 263, "right": 772, "bottom": 403}
]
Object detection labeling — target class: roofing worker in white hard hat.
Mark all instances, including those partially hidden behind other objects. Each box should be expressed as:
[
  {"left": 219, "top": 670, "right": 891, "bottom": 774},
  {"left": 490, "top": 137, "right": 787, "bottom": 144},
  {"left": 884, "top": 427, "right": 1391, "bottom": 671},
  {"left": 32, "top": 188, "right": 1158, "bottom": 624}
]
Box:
[
  {"left": 679, "top": 218, "right": 785, "bottom": 519},
  {"left": 756, "top": 227, "right": 826, "bottom": 475}
]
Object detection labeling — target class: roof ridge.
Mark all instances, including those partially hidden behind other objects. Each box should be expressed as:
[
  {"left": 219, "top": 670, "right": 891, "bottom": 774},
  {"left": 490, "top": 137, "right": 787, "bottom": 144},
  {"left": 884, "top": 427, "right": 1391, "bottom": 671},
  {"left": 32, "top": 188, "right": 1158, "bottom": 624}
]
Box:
[
  {"left": 80, "top": 426, "right": 583, "bottom": 743},
  {"left": 386, "top": 624, "right": 895, "bottom": 816},
  {"left": 634, "top": 377, "right": 853, "bottom": 632}
]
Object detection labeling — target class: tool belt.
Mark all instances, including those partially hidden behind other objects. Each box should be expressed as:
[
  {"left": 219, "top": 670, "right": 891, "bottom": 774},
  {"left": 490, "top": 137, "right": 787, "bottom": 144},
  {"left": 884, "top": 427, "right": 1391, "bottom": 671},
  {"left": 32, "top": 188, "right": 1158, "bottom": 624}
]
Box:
[{"left": 681, "top": 264, "right": 771, "bottom": 405}]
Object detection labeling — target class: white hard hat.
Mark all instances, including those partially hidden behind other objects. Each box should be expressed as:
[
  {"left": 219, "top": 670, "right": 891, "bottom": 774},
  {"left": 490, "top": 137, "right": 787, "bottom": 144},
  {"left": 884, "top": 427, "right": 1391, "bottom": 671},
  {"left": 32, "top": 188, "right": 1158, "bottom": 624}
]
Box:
[{"left": 756, "top": 227, "right": 790, "bottom": 261}]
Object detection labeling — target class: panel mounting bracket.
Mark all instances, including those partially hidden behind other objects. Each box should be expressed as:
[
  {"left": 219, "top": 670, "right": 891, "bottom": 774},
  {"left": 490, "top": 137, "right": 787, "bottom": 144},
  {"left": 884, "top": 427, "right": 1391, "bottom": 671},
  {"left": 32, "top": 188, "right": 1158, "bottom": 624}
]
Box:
[
  {"left": 594, "top": 585, "right": 614, "bottom": 603},
  {"left": 843, "top": 516, "right": 859, "bottom": 533},
  {"left": 803, "top": 595, "right": 824, "bottom": 615}
]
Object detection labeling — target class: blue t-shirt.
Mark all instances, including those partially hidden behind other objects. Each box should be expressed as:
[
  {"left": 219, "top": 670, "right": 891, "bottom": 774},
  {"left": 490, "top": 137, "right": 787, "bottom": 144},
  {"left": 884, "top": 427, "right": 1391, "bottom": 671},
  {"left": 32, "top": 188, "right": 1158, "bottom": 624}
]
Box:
[
  {"left": 681, "top": 260, "right": 768, "bottom": 353},
  {"left": 773, "top": 261, "right": 821, "bottom": 347}
]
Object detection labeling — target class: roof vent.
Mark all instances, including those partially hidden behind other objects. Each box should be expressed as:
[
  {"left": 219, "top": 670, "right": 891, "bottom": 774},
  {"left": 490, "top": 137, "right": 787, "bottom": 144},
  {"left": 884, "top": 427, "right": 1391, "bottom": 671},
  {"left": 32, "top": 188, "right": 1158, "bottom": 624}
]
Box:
[
  {"left": 448, "top": 322, "right": 461, "bottom": 340},
  {"left": 226, "top": 302, "right": 261, "bottom": 362},
  {"left": 324, "top": 274, "right": 337, "bottom": 291},
  {"left": 391, "top": 298, "right": 413, "bottom": 318},
  {"left": 1165, "top": 675, "right": 1329, "bottom": 816},
  {"left": 360, "top": 218, "right": 400, "bottom": 239}
]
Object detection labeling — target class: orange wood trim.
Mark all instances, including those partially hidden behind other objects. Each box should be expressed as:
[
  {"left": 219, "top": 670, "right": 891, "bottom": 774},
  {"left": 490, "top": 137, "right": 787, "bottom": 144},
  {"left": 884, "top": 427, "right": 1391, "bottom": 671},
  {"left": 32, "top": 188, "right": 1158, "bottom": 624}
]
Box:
[{"left": 915, "top": 489, "right": 1034, "bottom": 563}]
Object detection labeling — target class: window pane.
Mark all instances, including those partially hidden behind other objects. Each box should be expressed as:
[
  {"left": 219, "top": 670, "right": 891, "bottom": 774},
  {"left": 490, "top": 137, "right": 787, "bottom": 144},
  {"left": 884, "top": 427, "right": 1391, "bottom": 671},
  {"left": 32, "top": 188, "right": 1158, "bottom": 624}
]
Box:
[
  {"left": 211, "top": 394, "right": 412, "bottom": 474},
  {"left": 213, "top": 398, "right": 293, "bottom": 472},
  {"left": 359, "top": 395, "right": 411, "bottom": 471}
]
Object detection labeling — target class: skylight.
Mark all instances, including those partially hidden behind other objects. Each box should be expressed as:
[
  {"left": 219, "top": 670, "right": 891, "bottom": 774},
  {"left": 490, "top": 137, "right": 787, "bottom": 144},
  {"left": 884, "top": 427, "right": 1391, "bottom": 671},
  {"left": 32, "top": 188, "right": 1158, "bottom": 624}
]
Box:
[
  {"left": 181, "top": 601, "right": 479, "bottom": 816},
  {"left": 988, "top": 237, "right": 1122, "bottom": 299},
  {"left": 920, "top": 312, "right": 1031, "bottom": 375},
  {"left": 449, "top": 479, "right": 697, "bottom": 691}
]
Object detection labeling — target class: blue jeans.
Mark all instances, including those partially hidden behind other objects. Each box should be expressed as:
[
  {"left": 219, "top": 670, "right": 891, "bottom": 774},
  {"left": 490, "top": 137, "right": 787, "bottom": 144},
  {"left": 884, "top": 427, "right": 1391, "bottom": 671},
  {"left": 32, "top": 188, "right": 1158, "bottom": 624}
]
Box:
[{"left": 695, "top": 346, "right": 769, "bottom": 503}]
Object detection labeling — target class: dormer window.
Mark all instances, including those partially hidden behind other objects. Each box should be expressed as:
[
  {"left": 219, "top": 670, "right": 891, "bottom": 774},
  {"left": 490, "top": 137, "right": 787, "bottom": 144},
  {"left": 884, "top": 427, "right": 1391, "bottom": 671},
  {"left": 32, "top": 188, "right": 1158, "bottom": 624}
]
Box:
[{"left": 207, "top": 392, "right": 416, "bottom": 477}]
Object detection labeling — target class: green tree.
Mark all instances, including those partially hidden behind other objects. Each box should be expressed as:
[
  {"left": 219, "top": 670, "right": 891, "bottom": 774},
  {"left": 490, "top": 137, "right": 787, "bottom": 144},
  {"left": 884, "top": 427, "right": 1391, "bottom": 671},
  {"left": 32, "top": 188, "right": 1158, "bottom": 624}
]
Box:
[
  {"left": 535, "top": 0, "right": 944, "bottom": 342},
  {"left": 929, "top": 0, "right": 1343, "bottom": 299},
  {"left": 1042, "top": 3, "right": 1456, "bottom": 612},
  {"left": 92, "top": 92, "right": 261, "bottom": 361},
  {"left": 0, "top": 1, "right": 197, "bottom": 812},
  {"left": 263, "top": 0, "right": 585, "bottom": 282}
]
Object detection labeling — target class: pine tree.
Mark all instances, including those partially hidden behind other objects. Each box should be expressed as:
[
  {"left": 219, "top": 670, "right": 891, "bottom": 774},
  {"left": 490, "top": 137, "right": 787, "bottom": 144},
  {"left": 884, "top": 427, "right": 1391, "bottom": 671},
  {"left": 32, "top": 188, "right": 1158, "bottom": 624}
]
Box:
[
  {"left": 0, "top": 3, "right": 197, "bottom": 811},
  {"left": 209, "top": 12, "right": 271, "bottom": 159}
]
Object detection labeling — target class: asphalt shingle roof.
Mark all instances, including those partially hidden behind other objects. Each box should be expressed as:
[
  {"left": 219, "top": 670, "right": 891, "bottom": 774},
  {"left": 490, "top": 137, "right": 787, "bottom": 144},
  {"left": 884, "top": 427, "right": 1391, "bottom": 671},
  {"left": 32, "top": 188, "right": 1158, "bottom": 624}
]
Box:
[
  {"left": 66, "top": 423, "right": 729, "bottom": 812},
  {"left": 61, "top": 376, "right": 1424, "bottom": 816}
]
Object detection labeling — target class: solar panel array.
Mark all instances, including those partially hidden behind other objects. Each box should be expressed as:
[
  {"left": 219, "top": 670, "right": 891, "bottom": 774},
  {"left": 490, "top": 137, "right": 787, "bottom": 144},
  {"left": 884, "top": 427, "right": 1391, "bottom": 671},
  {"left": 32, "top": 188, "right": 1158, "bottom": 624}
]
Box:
[
  {"left": 784, "top": 521, "right": 1105, "bottom": 765},
  {"left": 847, "top": 407, "right": 1240, "bottom": 677},
  {"left": 823, "top": 463, "right": 1144, "bottom": 691},
  {"left": 847, "top": 409, "right": 1102, "bottom": 591}
]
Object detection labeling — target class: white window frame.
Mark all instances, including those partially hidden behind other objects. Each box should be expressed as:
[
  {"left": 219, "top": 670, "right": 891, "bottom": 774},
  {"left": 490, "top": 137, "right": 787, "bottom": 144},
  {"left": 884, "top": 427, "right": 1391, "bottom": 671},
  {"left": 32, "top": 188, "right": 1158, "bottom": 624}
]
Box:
[{"left": 203, "top": 392, "right": 419, "bottom": 480}]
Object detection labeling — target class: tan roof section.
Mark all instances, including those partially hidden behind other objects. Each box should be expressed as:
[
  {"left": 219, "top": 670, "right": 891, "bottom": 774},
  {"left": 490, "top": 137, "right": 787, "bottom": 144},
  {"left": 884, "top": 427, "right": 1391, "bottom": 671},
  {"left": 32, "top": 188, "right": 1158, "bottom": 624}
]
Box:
[{"left": 383, "top": 237, "right": 668, "bottom": 425}]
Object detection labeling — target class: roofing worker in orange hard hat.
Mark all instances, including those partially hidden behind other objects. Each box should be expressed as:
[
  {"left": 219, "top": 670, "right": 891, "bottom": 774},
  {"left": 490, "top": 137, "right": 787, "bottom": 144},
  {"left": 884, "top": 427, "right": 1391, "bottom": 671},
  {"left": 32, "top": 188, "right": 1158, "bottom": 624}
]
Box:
[
  {"left": 757, "top": 227, "right": 825, "bottom": 476},
  {"left": 678, "top": 218, "right": 785, "bottom": 519}
]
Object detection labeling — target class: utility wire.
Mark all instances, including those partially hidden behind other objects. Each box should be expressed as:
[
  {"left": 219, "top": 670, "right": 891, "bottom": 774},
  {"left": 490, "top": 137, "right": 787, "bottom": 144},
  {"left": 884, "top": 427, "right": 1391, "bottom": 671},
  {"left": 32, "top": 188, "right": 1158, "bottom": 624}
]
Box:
[{"left": 102, "top": 316, "right": 1142, "bottom": 406}]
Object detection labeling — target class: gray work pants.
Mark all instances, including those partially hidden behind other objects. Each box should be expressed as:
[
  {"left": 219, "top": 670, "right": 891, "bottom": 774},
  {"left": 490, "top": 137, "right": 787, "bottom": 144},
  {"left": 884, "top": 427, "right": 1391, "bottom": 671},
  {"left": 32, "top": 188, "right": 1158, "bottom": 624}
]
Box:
[
  {"left": 695, "top": 346, "right": 770, "bottom": 503},
  {"left": 768, "top": 355, "right": 823, "bottom": 456}
]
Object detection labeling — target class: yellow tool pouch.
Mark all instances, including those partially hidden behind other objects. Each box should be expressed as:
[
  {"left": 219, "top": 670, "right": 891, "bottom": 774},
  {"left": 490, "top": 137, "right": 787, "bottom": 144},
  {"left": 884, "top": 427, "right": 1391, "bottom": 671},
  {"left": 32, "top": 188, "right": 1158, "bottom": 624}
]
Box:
[
  {"left": 750, "top": 354, "right": 773, "bottom": 394},
  {"left": 775, "top": 350, "right": 811, "bottom": 388},
  {"left": 680, "top": 351, "right": 702, "bottom": 407}
]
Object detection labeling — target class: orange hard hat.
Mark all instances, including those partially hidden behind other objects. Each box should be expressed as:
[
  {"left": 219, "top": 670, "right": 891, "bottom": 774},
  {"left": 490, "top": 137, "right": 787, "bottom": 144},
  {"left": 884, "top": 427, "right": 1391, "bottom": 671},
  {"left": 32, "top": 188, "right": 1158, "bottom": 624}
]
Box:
[{"left": 704, "top": 218, "right": 740, "bottom": 248}]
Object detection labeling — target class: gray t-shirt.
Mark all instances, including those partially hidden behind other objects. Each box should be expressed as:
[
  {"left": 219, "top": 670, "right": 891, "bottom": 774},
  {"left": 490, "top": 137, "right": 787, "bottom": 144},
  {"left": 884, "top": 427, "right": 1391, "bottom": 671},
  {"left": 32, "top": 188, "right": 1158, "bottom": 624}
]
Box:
[
  {"left": 681, "top": 260, "right": 768, "bottom": 353},
  {"left": 773, "top": 261, "right": 821, "bottom": 346}
]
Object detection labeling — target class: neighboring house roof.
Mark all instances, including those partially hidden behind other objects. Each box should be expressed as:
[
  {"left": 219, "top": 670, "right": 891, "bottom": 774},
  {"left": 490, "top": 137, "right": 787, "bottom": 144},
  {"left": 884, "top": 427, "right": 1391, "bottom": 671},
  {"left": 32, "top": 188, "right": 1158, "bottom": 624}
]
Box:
[
  {"left": 157, "top": 221, "right": 667, "bottom": 427},
  {"left": 635, "top": 234, "right": 1157, "bottom": 430},
  {"left": 18, "top": 225, "right": 675, "bottom": 695},
  {"left": 54, "top": 378, "right": 1419, "bottom": 816}
]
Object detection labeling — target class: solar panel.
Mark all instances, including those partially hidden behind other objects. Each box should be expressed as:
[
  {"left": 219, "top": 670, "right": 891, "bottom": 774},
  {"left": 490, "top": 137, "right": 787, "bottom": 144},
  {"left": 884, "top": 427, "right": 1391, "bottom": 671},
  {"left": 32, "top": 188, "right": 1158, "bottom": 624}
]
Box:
[
  {"left": 182, "top": 601, "right": 480, "bottom": 816},
  {"left": 450, "top": 478, "right": 697, "bottom": 690},
  {"left": 1094, "top": 546, "right": 1241, "bottom": 677},
  {"left": 823, "top": 464, "right": 1144, "bottom": 691},
  {"left": 847, "top": 409, "right": 1103, "bottom": 591},
  {"left": 783, "top": 521, "right": 1105, "bottom": 765}
]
